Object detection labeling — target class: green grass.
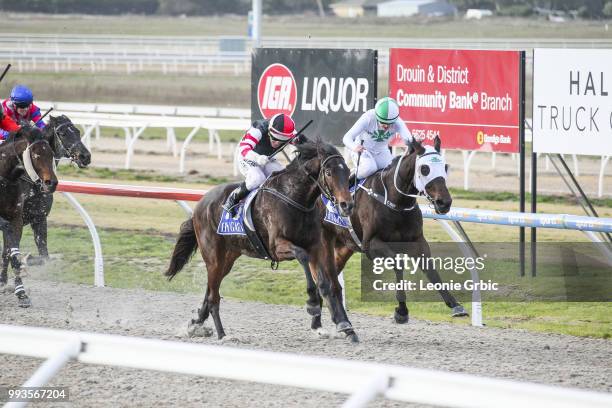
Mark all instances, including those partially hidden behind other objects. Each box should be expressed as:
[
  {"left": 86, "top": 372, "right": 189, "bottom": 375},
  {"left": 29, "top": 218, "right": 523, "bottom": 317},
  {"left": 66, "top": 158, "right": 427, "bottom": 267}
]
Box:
[{"left": 20, "top": 223, "right": 611, "bottom": 339}]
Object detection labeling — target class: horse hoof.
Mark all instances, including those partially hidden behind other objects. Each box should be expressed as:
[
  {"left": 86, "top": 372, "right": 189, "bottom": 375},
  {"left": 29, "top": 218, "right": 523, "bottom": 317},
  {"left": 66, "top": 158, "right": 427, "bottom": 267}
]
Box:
[
  {"left": 312, "top": 327, "right": 329, "bottom": 339},
  {"left": 187, "top": 321, "right": 213, "bottom": 338},
  {"left": 394, "top": 309, "right": 409, "bottom": 324},
  {"left": 17, "top": 295, "right": 31, "bottom": 308},
  {"left": 345, "top": 331, "right": 359, "bottom": 343},
  {"left": 306, "top": 303, "right": 321, "bottom": 317},
  {"left": 26, "top": 256, "right": 47, "bottom": 266},
  {"left": 336, "top": 321, "right": 353, "bottom": 333},
  {"left": 451, "top": 305, "right": 469, "bottom": 317}
]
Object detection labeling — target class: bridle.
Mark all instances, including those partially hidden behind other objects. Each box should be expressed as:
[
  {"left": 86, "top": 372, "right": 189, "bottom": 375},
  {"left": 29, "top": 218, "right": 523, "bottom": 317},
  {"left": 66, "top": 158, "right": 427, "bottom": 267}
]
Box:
[
  {"left": 261, "top": 152, "right": 345, "bottom": 213},
  {"left": 51, "top": 119, "right": 81, "bottom": 163},
  {"left": 392, "top": 149, "right": 444, "bottom": 207}
]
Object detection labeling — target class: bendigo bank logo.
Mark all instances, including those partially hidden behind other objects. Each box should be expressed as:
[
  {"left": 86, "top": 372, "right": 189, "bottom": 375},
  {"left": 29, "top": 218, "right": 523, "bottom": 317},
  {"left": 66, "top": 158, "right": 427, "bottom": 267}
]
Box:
[
  {"left": 257, "top": 63, "right": 297, "bottom": 118},
  {"left": 476, "top": 131, "right": 484, "bottom": 145}
]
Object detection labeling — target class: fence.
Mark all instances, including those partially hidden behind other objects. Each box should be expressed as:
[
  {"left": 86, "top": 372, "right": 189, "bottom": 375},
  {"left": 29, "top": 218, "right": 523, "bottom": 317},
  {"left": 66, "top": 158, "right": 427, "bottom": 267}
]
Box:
[
  {"left": 2, "top": 324, "right": 611, "bottom": 408},
  {"left": 55, "top": 180, "right": 612, "bottom": 328},
  {"left": 4, "top": 33, "right": 612, "bottom": 75}
]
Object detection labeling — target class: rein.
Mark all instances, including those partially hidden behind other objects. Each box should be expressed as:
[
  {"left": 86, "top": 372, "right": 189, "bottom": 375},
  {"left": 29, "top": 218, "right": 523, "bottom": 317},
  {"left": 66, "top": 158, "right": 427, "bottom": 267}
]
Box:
[{"left": 358, "top": 149, "right": 443, "bottom": 212}]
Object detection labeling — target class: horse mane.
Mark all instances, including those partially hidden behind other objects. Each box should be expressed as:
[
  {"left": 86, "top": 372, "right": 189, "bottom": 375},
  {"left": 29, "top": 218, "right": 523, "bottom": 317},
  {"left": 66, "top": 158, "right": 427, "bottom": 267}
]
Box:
[{"left": 287, "top": 138, "right": 340, "bottom": 169}]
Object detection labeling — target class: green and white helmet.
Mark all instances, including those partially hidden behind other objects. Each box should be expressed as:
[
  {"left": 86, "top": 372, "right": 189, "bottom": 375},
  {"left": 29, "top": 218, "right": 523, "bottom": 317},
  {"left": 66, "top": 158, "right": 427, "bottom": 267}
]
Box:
[{"left": 374, "top": 97, "right": 400, "bottom": 125}]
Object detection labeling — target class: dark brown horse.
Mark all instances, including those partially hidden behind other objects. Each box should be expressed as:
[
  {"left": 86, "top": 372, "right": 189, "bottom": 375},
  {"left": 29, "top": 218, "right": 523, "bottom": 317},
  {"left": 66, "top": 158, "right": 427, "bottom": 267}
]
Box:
[
  {"left": 17, "top": 115, "right": 91, "bottom": 265},
  {"left": 0, "top": 126, "right": 58, "bottom": 307},
  {"left": 165, "top": 140, "right": 360, "bottom": 341},
  {"left": 306, "top": 136, "right": 467, "bottom": 332}
]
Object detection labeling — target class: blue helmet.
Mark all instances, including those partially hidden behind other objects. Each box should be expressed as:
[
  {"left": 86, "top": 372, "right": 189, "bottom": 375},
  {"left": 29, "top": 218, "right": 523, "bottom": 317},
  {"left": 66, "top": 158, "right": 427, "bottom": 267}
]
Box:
[{"left": 10, "top": 85, "right": 34, "bottom": 108}]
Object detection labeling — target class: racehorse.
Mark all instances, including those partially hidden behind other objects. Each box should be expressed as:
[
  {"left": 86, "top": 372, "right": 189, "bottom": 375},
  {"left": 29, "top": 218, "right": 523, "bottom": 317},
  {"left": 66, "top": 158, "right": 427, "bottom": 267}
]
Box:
[
  {"left": 18, "top": 115, "right": 91, "bottom": 264},
  {"left": 0, "top": 126, "right": 58, "bottom": 307},
  {"left": 165, "top": 139, "right": 360, "bottom": 341},
  {"left": 306, "top": 136, "right": 468, "bottom": 332}
]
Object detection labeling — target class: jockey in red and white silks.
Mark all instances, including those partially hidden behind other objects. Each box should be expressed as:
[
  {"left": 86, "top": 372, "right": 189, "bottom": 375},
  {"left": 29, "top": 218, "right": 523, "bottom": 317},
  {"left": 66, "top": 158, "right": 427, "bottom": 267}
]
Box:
[{"left": 222, "top": 113, "right": 298, "bottom": 213}]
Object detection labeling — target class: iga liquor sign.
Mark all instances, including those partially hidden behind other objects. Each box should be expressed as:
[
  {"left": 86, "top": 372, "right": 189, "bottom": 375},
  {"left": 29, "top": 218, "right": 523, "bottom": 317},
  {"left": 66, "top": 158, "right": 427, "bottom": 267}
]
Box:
[
  {"left": 389, "top": 49, "right": 521, "bottom": 153},
  {"left": 532, "top": 48, "right": 612, "bottom": 156},
  {"left": 252, "top": 48, "right": 377, "bottom": 145}
]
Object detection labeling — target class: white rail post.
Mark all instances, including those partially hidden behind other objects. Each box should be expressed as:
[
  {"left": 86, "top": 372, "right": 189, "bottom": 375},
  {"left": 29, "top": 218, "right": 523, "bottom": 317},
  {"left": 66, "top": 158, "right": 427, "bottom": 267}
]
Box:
[
  {"left": 61, "top": 192, "right": 104, "bottom": 287},
  {"left": 176, "top": 200, "right": 193, "bottom": 216},
  {"left": 436, "top": 219, "right": 483, "bottom": 327},
  {"left": 179, "top": 126, "right": 202, "bottom": 174},
  {"left": 462, "top": 150, "right": 477, "bottom": 190},
  {"left": 4, "top": 339, "right": 82, "bottom": 408},
  {"left": 125, "top": 125, "right": 148, "bottom": 169},
  {"left": 598, "top": 156, "right": 610, "bottom": 198},
  {"left": 342, "top": 371, "right": 389, "bottom": 408}
]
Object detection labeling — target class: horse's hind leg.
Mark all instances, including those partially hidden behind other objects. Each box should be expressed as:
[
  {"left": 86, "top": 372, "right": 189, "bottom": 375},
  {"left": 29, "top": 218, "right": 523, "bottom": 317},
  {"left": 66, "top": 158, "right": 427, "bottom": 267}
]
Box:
[
  {"left": 417, "top": 237, "right": 468, "bottom": 317},
  {"left": 368, "top": 237, "right": 409, "bottom": 324},
  {"left": 203, "top": 247, "right": 239, "bottom": 340}
]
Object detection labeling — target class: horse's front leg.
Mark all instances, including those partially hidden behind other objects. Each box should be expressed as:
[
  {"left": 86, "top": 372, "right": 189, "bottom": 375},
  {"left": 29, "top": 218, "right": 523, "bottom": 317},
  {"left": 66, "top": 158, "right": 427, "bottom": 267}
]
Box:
[
  {"left": 5, "top": 219, "right": 30, "bottom": 307},
  {"left": 0, "top": 236, "right": 8, "bottom": 291},
  {"left": 29, "top": 216, "right": 50, "bottom": 264},
  {"left": 311, "top": 242, "right": 358, "bottom": 343}
]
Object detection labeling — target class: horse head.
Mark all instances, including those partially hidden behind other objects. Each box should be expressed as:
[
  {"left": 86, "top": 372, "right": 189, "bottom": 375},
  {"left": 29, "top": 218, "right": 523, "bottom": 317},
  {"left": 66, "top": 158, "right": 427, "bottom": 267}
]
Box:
[
  {"left": 408, "top": 136, "right": 452, "bottom": 214},
  {"left": 46, "top": 115, "right": 91, "bottom": 168},
  {"left": 295, "top": 138, "right": 354, "bottom": 217},
  {"left": 21, "top": 126, "right": 58, "bottom": 193}
]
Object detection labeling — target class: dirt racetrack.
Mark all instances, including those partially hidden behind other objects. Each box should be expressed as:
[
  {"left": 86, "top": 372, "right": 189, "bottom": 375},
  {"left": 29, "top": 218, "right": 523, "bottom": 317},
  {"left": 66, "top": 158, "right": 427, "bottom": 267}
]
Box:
[{"left": 1, "top": 279, "right": 611, "bottom": 407}]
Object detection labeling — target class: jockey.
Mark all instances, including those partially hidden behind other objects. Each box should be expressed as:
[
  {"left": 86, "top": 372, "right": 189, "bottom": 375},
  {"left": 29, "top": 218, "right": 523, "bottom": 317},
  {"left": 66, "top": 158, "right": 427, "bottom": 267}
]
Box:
[
  {"left": 0, "top": 85, "right": 45, "bottom": 141},
  {"left": 343, "top": 97, "right": 414, "bottom": 179},
  {"left": 0, "top": 103, "right": 21, "bottom": 143},
  {"left": 222, "top": 113, "right": 298, "bottom": 214}
]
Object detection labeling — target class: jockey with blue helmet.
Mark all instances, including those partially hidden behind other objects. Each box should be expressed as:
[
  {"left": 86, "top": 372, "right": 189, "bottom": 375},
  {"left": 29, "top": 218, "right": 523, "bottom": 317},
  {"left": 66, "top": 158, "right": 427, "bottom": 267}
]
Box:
[
  {"left": 342, "top": 97, "right": 414, "bottom": 179},
  {"left": 0, "top": 85, "right": 46, "bottom": 142}
]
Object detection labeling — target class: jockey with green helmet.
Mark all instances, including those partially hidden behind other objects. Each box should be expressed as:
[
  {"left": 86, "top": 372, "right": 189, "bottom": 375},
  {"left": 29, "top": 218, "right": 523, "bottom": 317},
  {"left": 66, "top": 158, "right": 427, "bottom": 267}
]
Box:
[{"left": 342, "top": 97, "right": 413, "bottom": 179}]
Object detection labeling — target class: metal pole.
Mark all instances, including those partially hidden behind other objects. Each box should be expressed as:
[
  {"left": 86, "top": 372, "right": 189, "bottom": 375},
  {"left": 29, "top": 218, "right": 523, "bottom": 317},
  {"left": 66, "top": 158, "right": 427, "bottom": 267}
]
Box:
[
  {"left": 252, "top": 0, "right": 262, "bottom": 48},
  {"left": 531, "top": 152, "right": 537, "bottom": 277},
  {"left": 519, "top": 51, "right": 526, "bottom": 277}
]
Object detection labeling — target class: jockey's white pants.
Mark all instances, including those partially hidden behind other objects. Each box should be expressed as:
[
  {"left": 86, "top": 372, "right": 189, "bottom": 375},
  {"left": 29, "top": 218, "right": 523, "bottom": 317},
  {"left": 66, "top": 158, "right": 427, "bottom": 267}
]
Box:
[
  {"left": 351, "top": 148, "right": 393, "bottom": 179},
  {"left": 238, "top": 158, "right": 284, "bottom": 190}
]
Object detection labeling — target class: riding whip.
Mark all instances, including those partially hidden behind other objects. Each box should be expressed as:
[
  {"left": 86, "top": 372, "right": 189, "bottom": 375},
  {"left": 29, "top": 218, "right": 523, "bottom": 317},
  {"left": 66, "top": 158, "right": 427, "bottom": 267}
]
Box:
[
  {"left": 269, "top": 119, "right": 313, "bottom": 160},
  {"left": 0, "top": 64, "right": 11, "bottom": 84},
  {"left": 353, "top": 138, "right": 365, "bottom": 191},
  {"left": 40, "top": 107, "right": 54, "bottom": 121}
]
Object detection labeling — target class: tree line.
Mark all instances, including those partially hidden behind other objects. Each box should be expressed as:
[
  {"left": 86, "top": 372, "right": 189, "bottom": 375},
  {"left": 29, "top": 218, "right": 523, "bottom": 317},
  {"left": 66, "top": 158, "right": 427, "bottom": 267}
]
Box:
[{"left": 0, "top": 0, "right": 610, "bottom": 18}]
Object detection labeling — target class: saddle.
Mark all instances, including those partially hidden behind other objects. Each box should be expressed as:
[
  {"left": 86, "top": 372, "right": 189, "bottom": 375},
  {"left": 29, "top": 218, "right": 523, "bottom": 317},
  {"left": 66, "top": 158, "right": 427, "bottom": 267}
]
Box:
[{"left": 217, "top": 189, "right": 275, "bottom": 261}]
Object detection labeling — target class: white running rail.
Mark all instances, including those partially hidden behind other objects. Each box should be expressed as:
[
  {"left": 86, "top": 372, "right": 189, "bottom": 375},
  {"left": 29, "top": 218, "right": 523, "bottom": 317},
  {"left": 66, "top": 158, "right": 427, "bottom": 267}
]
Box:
[{"left": 0, "top": 324, "right": 611, "bottom": 408}]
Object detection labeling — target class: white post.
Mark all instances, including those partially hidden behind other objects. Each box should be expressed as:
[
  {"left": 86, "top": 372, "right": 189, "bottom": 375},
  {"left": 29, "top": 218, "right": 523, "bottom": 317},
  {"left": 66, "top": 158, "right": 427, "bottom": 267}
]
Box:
[
  {"left": 598, "top": 156, "right": 610, "bottom": 198},
  {"left": 462, "top": 151, "right": 476, "bottom": 190},
  {"left": 61, "top": 193, "right": 104, "bottom": 287},
  {"left": 436, "top": 220, "right": 483, "bottom": 327},
  {"left": 179, "top": 126, "right": 202, "bottom": 173}
]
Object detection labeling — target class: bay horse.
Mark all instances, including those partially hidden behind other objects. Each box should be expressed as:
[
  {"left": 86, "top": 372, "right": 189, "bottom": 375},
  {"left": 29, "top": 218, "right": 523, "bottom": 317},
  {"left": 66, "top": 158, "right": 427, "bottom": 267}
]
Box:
[
  {"left": 165, "top": 140, "right": 360, "bottom": 341},
  {"left": 306, "top": 136, "right": 468, "bottom": 332},
  {"left": 17, "top": 115, "right": 91, "bottom": 265},
  {"left": 0, "top": 126, "right": 58, "bottom": 307}
]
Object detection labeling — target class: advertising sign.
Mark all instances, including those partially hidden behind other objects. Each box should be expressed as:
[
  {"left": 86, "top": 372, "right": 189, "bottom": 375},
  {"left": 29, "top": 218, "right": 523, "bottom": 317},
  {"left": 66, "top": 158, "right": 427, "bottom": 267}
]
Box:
[
  {"left": 533, "top": 48, "right": 612, "bottom": 156},
  {"left": 251, "top": 48, "right": 377, "bottom": 145},
  {"left": 389, "top": 49, "right": 521, "bottom": 153}
]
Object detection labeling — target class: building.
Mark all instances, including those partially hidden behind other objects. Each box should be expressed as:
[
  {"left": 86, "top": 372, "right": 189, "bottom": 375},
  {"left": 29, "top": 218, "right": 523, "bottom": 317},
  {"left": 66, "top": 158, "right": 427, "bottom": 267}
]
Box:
[
  {"left": 377, "top": 0, "right": 458, "bottom": 18},
  {"left": 330, "top": 0, "right": 385, "bottom": 18}
]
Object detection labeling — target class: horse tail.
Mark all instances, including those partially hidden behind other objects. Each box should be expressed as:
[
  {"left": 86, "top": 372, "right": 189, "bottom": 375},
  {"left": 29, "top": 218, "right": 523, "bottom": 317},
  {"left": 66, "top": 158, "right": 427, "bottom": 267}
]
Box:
[{"left": 165, "top": 218, "right": 198, "bottom": 281}]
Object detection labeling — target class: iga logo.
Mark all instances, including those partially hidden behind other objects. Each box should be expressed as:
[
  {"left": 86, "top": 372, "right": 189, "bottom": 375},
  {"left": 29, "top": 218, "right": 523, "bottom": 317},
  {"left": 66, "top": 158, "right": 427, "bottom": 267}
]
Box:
[{"left": 257, "top": 63, "right": 297, "bottom": 118}]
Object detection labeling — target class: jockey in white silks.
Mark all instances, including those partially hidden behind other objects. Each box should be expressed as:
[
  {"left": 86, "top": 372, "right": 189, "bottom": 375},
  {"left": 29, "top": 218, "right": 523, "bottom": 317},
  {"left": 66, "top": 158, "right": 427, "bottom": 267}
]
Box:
[{"left": 342, "top": 97, "right": 414, "bottom": 179}]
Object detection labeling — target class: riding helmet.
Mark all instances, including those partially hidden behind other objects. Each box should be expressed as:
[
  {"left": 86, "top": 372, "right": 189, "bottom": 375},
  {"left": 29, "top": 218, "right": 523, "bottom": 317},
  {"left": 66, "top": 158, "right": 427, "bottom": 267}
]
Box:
[
  {"left": 375, "top": 97, "right": 400, "bottom": 125},
  {"left": 10, "top": 85, "right": 34, "bottom": 109},
  {"left": 268, "top": 113, "right": 296, "bottom": 142}
]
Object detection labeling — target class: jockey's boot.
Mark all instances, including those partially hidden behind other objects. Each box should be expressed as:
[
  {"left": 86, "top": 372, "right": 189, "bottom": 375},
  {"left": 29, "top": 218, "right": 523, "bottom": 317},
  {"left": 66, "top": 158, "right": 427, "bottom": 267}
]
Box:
[{"left": 222, "top": 182, "right": 249, "bottom": 216}]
